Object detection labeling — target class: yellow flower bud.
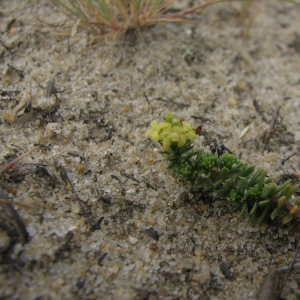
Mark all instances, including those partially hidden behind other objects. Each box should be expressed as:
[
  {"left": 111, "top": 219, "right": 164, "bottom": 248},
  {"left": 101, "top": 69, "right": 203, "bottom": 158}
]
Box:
[
  {"left": 182, "top": 122, "right": 193, "bottom": 131},
  {"left": 146, "top": 115, "right": 196, "bottom": 148},
  {"left": 178, "top": 135, "right": 186, "bottom": 147},
  {"left": 162, "top": 138, "right": 171, "bottom": 151},
  {"left": 165, "top": 114, "right": 174, "bottom": 123},
  {"left": 157, "top": 122, "right": 171, "bottom": 131},
  {"left": 172, "top": 126, "right": 182, "bottom": 134},
  {"left": 186, "top": 132, "right": 197, "bottom": 140},
  {"left": 150, "top": 120, "right": 158, "bottom": 127},
  {"left": 150, "top": 131, "right": 159, "bottom": 141},
  {"left": 169, "top": 132, "right": 179, "bottom": 142}
]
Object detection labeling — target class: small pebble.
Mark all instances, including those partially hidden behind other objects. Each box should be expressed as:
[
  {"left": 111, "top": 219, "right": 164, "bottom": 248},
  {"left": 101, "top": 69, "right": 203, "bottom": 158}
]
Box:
[
  {"left": 128, "top": 235, "right": 138, "bottom": 245},
  {"left": 77, "top": 164, "right": 86, "bottom": 174},
  {"left": 71, "top": 203, "right": 80, "bottom": 213},
  {"left": 0, "top": 229, "right": 11, "bottom": 253}
]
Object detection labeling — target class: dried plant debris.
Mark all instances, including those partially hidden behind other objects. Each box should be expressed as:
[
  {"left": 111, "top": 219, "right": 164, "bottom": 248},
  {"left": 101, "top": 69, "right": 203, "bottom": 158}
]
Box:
[
  {"left": 288, "top": 33, "right": 300, "bottom": 52},
  {"left": 220, "top": 262, "right": 235, "bottom": 280},
  {"left": 0, "top": 148, "right": 39, "bottom": 246},
  {"left": 2, "top": 92, "right": 32, "bottom": 124},
  {"left": 250, "top": 102, "right": 295, "bottom": 152},
  {"left": 2, "top": 64, "right": 24, "bottom": 85},
  {"left": 54, "top": 231, "right": 74, "bottom": 262},
  {"left": 0, "top": 147, "right": 39, "bottom": 175},
  {"left": 90, "top": 216, "right": 104, "bottom": 231},
  {"left": 258, "top": 263, "right": 300, "bottom": 300},
  {"left": 55, "top": 163, "right": 94, "bottom": 227},
  {"left": 97, "top": 252, "right": 108, "bottom": 266},
  {"left": 262, "top": 105, "right": 281, "bottom": 152},
  {"left": 35, "top": 80, "right": 60, "bottom": 113},
  {"left": 0, "top": 190, "right": 29, "bottom": 245},
  {"left": 144, "top": 226, "right": 159, "bottom": 241},
  {"left": 0, "top": 88, "right": 20, "bottom": 102}
]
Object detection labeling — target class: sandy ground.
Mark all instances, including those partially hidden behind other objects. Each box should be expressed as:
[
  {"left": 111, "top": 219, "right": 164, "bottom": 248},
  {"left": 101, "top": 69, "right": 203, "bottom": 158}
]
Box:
[{"left": 1, "top": 1, "right": 300, "bottom": 299}]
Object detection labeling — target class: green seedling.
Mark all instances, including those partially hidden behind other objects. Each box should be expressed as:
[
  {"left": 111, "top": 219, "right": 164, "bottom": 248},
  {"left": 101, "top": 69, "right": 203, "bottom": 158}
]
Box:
[{"left": 145, "top": 115, "right": 300, "bottom": 227}]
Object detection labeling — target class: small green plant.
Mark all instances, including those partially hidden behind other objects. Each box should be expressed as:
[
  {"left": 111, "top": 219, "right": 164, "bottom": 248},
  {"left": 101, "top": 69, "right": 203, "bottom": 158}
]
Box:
[
  {"left": 146, "top": 115, "right": 300, "bottom": 226},
  {"left": 53, "top": 0, "right": 231, "bottom": 39}
]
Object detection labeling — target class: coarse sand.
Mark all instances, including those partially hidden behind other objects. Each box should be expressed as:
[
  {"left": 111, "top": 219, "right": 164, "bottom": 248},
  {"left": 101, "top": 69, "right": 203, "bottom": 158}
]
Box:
[{"left": 1, "top": 1, "right": 300, "bottom": 299}]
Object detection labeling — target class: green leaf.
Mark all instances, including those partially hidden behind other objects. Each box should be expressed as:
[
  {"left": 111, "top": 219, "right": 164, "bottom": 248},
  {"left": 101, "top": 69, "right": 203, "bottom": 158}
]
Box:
[
  {"left": 275, "top": 180, "right": 291, "bottom": 195},
  {"left": 260, "top": 184, "right": 276, "bottom": 199},
  {"left": 282, "top": 214, "right": 293, "bottom": 225},
  {"left": 258, "top": 199, "right": 270, "bottom": 207},
  {"left": 220, "top": 167, "right": 230, "bottom": 179},
  {"left": 248, "top": 169, "right": 263, "bottom": 187},
  {"left": 248, "top": 213, "right": 257, "bottom": 223},
  {"left": 239, "top": 203, "right": 247, "bottom": 218},
  {"left": 225, "top": 178, "right": 235, "bottom": 188},
  {"left": 238, "top": 165, "right": 247, "bottom": 176},
  {"left": 239, "top": 176, "right": 248, "bottom": 190},
  {"left": 271, "top": 207, "right": 280, "bottom": 220},
  {"left": 215, "top": 187, "right": 230, "bottom": 198},
  {"left": 192, "top": 179, "right": 207, "bottom": 191},
  {"left": 240, "top": 165, "right": 255, "bottom": 177},
  {"left": 69, "top": 1, "right": 89, "bottom": 20},
  {"left": 203, "top": 183, "right": 214, "bottom": 192},
  {"left": 257, "top": 205, "right": 271, "bottom": 224},
  {"left": 213, "top": 179, "right": 224, "bottom": 188},
  {"left": 250, "top": 201, "right": 258, "bottom": 215},
  {"left": 265, "top": 178, "right": 272, "bottom": 184},
  {"left": 283, "top": 184, "right": 299, "bottom": 200},
  {"left": 95, "top": 0, "right": 112, "bottom": 21},
  {"left": 258, "top": 171, "right": 266, "bottom": 189},
  {"left": 265, "top": 184, "right": 277, "bottom": 199},
  {"left": 229, "top": 162, "right": 244, "bottom": 174}
]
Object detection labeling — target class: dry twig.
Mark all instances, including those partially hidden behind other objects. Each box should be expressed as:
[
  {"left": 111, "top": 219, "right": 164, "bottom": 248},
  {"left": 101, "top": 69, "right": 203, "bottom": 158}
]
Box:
[{"left": 262, "top": 105, "right": 281, "bottom": 152}]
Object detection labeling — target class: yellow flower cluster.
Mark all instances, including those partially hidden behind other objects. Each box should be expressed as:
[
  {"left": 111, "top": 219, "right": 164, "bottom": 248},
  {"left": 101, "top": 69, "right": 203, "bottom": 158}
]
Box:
[{"left": 145, "top": 114, "right": 197, "bottom": 150}]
